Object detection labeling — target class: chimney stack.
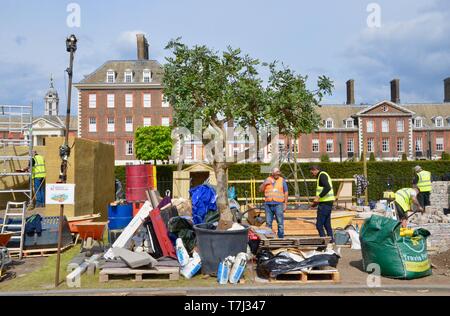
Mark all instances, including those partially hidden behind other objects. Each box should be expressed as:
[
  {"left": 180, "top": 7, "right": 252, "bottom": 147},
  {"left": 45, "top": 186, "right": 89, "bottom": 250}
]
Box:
[
  {"left": 136, "top": 34, "right": 149, "bottom": 60},
  {"left": 390, "top": 79, "right": 400, "bottom": 103},
  {"left": 346, "top": 79, "right": 355, "bottom": 105},
  {"left": 445, "top": 77, "right": 450, "bottom": 103}
]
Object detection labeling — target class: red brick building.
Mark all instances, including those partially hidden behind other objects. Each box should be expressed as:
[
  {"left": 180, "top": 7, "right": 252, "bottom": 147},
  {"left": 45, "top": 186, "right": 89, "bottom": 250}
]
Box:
[{"left": 74, "top": 34, "right": 172, "bottom": 165}]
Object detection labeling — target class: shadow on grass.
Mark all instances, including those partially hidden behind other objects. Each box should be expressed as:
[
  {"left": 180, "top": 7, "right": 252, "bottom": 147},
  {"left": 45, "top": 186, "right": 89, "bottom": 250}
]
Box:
[{"left": 350, "top": 260, "right": 365, "bottom": 272}]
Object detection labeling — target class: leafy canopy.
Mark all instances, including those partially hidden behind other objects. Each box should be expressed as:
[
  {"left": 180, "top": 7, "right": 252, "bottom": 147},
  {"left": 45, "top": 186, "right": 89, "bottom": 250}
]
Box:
[{"left": 135, "top": 126, "right": 173, "bottom": 161}]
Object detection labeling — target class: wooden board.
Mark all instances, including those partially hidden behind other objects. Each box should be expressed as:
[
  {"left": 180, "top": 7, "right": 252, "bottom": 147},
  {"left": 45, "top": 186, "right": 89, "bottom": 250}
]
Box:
[
  {"left": 9, "top": 244, "right": 73, "bottom": 258},
  {"left": 268, "top": 269, "right": 340, "bottom": 284},
  {"left": 259, "top": 236, "right": 331, "bottom": 249},
  {"left": 99, "top": 266, "right": 180, "bottom": 282}
]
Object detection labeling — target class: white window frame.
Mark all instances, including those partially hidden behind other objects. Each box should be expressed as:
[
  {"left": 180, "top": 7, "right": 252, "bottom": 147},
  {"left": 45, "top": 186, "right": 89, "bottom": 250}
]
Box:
[
  {"left": 415, "top": 137, "right": 423, "bottom": 152},
  {"left": 125, "top": 94, "right": 133, "bottom": 108},
  {"left": 435, "top": 117, "right": 444, "bottom": 128},
  {"left": 107, "top": 94, "right": 115, "bottom": 108},
  {"left": 107, "top": 117, "right": 115, "bottom": 132},
  {"left": 397, "top": 138, "right": 404, "bottom": 152},
  {"left": 414, "top": 117, "right": 423, "bottom": 128},
  {"left": 312, "top": 139, "right": 319, "bottom": 153},
  {"left": 143, "top": 93, "right": 151, "bottom": 108},
  {"left": 382, "top": 120, "right": 389, "bottom": 133},
  {"left": 162, "top": 94, "right": 170, "bottom": 108},
  {"left": 397, "top": 120, "right": 404, "bottom": 132},
  {"left": 367, "top": 138, "right": 374, "bottom": 153},
  {"left": 345, "top": 119, "right": 354, "bottom": 129},
  {"left": 124, "top": 71, "right": 133, "bottom": 83},
  {"left": 382, "top": 138, "right": 390, "bottom": 153},
  {"left": 89, "top": 94, "right": 96, "bottom": 108},
  {"left": 106, "top": 71, "right": 115, "bottom": 83},
  {"left": 89, "top": 117, "right": 97, "bottom": 133},
  {"left": 143, "top": 117, "right": 152, "bottom": 127},
  {"left": 366, "top": 120, "right": 374, "bottom": 133},
  {"left": 325, "top": 118, "right": 333, "bottom": 129},
  {"left": 125, "top": 117, "right": 133, "bottom": 132},
  {"left": 161, "top": 117, "right": 170, "bottom": 127},
  {"left": 126, "top": 140, "right": 134, "bottom": 156},
  {"left": 143, "top": 70, "right": 152, "bottom": 83},
  {"left": 185, "top": 146, "right": 193, "bottom": 160},
  {"left": 436, "top": 137, "right": 444, "bottom": 152},
  {"left": 347, "top": 138, "right": 354, "bottom": 153},
  {"left": 326, "top": 139, "right": 334, "bottom": 153}
]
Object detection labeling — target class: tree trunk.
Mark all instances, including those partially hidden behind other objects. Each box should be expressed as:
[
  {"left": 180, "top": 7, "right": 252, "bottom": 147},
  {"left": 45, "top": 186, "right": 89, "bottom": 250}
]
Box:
[
  {"left": 293, "top": 138, "right": 300, "bottom": 202},
  {"left": 213, "top": 161, "right": 233, "bottom": 230}
]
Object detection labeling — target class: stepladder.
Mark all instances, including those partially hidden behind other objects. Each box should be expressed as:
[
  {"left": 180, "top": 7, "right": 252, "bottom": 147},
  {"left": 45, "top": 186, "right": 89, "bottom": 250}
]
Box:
[{"left": 1, "top": 202, "right": 27, "bottom": 259}]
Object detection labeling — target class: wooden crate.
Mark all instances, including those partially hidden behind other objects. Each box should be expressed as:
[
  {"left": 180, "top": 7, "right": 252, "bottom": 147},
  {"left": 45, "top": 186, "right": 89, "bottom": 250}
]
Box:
[
  {"left": 269, "top": 269, "right": 340, "bottom": 284},
  {"left": 99, "top": 267, "right": 180, "bottom": 282}
]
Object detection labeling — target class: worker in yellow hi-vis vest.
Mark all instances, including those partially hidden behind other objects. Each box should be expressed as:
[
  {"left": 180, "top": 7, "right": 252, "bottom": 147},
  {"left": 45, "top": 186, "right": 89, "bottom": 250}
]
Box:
[
  {"left": 395, "top": 187, "right": 424, "bottom": 228},
  {"left": 21, "top": 150, "right": 46, "bottom": 208},
  {"left": 310, "top": 165, "right": 335, "bottom": 242},
  {"left": 412, "top": 165, "right": 432, "bottom": 209}
]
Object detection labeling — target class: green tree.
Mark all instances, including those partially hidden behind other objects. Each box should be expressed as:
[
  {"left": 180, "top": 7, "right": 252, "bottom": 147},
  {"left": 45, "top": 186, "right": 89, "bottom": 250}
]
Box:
[
  {"left": 163, "top": 39, "right": 332, "bottom": 228},
  {"left": 402, "top": 153, "right": 408, "bottom": 161},
  {"left": 441, "top": 152, "right": 450, "bottom": 160},
  {"left": 135, "top": 126, "right": 173, "bottom": 162},
  {"left": 320, "top": 154, "right": 331, "bottom": 162},
  {"left": 369, "top": 152, "right": 376, "bottom": 161}
]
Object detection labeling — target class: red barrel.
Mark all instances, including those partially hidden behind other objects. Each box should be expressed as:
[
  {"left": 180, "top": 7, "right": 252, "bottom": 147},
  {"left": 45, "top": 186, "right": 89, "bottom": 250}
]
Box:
[{"left": 126, "top": 164, "right": 155, "bottom": 202}]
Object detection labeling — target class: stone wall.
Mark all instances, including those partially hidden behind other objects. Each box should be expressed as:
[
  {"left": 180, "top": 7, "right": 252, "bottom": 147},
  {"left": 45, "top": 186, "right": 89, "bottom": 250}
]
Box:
[{"left": 410, "top": 223, "right": 450, "bottom": 253}]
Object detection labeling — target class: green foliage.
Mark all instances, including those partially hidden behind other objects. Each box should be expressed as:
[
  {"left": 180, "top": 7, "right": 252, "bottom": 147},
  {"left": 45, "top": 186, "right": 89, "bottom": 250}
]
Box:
[
  {"left": 320, "top": 154, "right": 330, "bottom": 162},
  {"left": 135, "top": 126, "right": 173, "bottom": 162},
  {"left": 369, "top": 152, "right": 376, "bottom": 161},
  {"left": 402, "top": 153, "right": 408, "bottom": 161},
  {"left": 441, "top": 152, "right": 450, "bottom": 160}
]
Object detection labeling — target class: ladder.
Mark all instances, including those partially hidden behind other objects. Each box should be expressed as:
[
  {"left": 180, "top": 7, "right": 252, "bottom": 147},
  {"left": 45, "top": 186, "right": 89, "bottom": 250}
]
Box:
[{"left": 1, "top": 202, "right": 27, "bottom": 259}]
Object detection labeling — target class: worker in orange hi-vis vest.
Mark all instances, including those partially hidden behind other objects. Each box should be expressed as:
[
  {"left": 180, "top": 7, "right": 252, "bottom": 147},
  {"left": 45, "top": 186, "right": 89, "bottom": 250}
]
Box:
[{"left": 259, "top": 168, "right": 288, "bottom": 238}]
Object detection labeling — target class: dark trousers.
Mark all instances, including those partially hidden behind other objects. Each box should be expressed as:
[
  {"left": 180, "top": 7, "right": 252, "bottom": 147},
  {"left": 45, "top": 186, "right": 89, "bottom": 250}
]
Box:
[
  {"left": 417, "top": 191, "right": 430, "bottom": 208},
  {"left": 317, "top": 203, "right": 334, "bottom": 241},
  {"left": 34, "top": 177, "right": 45, "bottom": 207}
]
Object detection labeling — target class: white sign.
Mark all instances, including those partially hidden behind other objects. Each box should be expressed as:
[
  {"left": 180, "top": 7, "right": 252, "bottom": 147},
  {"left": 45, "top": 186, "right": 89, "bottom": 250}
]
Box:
[{"left": 45, "top": 184, "right": 75, "bottom": 205}]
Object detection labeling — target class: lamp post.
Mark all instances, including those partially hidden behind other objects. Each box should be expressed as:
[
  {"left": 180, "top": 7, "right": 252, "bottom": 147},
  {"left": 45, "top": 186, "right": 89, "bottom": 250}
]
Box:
[{"left": 55, "top": 34, "right": 77, "bottom": 287}]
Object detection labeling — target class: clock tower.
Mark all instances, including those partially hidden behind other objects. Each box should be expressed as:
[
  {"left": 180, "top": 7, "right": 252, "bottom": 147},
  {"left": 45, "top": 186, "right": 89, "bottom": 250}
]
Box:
[{"left": 44, "top": 75, "right": 59, "bottom": 116}]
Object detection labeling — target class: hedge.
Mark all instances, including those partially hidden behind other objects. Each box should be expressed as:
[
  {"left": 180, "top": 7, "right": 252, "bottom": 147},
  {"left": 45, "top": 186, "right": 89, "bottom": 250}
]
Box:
[{"left": 115, "top": 161, "right": 450, "bottom": 201}]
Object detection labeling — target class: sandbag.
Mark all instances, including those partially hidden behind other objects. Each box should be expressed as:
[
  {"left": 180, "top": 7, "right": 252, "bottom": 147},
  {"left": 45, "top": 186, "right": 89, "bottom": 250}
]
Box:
[{"left": 360, "top": 215, "right": 432, "bottom": 280}]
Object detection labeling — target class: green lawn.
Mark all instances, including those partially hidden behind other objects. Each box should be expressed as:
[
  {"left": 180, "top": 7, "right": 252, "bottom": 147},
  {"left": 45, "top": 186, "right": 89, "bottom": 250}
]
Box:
[{"left": 0, "top": 245, "right": 253, "bottom": 292}]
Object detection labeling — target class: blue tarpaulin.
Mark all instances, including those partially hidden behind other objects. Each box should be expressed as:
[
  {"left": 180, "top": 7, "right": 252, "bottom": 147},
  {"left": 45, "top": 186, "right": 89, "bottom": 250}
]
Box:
[{"left": 189, "top": 185, "right": 218, "bottom": 225}]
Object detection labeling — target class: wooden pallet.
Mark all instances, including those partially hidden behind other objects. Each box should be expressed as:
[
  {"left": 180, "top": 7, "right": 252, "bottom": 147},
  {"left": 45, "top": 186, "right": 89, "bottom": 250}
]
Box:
[
  {"left": 9, "top": 244, "right": 73, "bottom": 258},
  {"left": 99, "top": 267, "right": 180, "bottom": 282},
  {"left": 259, "top": 237, "right": 331, "bottom": 249},
  {"left": 269, "top": 269, "right": 340, "bottom": 284}
]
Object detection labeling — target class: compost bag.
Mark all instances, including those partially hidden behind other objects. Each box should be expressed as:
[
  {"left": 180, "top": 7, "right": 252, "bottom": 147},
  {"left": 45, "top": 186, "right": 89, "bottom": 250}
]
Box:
[
  {"left": 360, "top": 215, "right": 432, "bottom": 279},
  {"left": 256, "top": 249, "right": 340, "bottom": 279}
]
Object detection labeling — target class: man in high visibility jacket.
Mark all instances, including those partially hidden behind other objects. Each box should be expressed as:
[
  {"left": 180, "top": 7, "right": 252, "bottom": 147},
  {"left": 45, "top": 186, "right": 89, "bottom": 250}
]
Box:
[
  {"left": 259, "top": 168, "right": 288, "bottom": 238},
  {"left": 395, "top": 187, "right": 424, "bottom": 228},
  {"left": 310, "top": 166, "right": 335, "bottom": 242},
  {"left": 22, "top": 150, "right": 46, "bottom": 207},
  {"left": 412, "top": 165, "right": 432, "bottom": 209}
]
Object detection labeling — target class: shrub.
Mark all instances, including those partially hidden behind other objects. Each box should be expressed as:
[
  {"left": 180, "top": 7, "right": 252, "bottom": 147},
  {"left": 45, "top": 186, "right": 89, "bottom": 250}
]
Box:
[
  {"left": 320, "top": 154, "right": 330, "bottom": 162},
  {"left": 369, "top": 153, "right": 376, "bottom": 161}
]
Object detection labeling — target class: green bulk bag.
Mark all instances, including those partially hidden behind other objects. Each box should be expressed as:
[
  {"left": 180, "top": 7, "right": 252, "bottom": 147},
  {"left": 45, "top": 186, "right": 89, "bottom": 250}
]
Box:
[{"left": 360, "top": 215, "right": 432, "bottom": 279}]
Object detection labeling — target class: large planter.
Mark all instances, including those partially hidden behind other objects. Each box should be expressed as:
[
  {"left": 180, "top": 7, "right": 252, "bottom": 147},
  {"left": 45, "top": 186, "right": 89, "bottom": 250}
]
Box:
[{"left": 194, "top": 223, "right": 249, "bottom": 275}]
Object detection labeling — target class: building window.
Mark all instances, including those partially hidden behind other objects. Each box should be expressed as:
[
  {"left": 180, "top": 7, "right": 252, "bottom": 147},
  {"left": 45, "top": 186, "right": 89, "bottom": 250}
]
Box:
[
  {"left": 107, "top": 117, "right": 115, "bottom": 132},
  {"left": 124, "top": 71, "right": 133, "bottom": 83},
  {"left": 312, "top": 139, "right": 319, "bottom": 153},
  {"left": 143, "top": 117, "right": 152, "bottom": 127},
  {"left": 347, "top": 139, "right": 354, "bottom": 153},
  {"left": 435, "top": 117, "right": 444, "bottom": 128},
  {"left": 382, "top": 138, "right": 390, "bottom": 153},
  {"left": 125, "top": 94, "right": 133, "bottom": 108},
  {"left": 185, "top": 146, "right": 193, "bottom": 160},
  {"left": 106, "top": 71, "right": 115, "bottom": 83},
  {"left": 325, "top": 119, "right": 333, "bottom": 129},
  {"left": 125, "top": 117, "right": 133, "bottom": 132},
  {"left": 162, "top": 94, "right": 170, "bottom": 108},
  {"left": 345, "top": 119, "right": 354, "bottom": 129},
  {"left": 436, "top": 137, "right": 444, "bottom": 151},
  {"left": 126, "top": 140, "right": 134, "bottom": 156},
  {"left": 382, "top": 105, "right": 388, "bottom": 112},
  {"left": 326, "top": 139, "right": 334, "bottom": 153},
  {"left": 89, "top": 117, "right": 96, "bottom": 132},
  {"left": 161, "top": 117, "right": 170, "bottom": 127},
  {"left": 143, "top": 70, "right": 152, "bottom": 83},
  {"left": 143, "top": 94, "right": 151, "bottom": 108},
  {"left": 366, "top": 120, "right": 374, "bottom": 133},
  {"left": 414, "top": 117, "right": 423, "bottom": 128},
  {"left": 415, "top": 137, "right": 423, "bottom": 152},
  {"left": 397, "top": 120, "right": 404, "bottom": 132},
  {"left": 397, "top": 138, "right": 404, "bottom": 152},
  {"left": 367, "top": 138, "right": 374, "bottom": 153},
  {"left": 89, "top": 94, "right": 96, "bottom": 108},
  {"left": 106, "top": 140, "right": 115, "bottom": 146},
  {"left": 278, "top": 140, "right": 285, "bottom": 154},
  {"left": 382, "top": 120, "right": 389, "bottom": 133},
  {"left": 107, "top": 94, "right": 115, "bottom": 108}
]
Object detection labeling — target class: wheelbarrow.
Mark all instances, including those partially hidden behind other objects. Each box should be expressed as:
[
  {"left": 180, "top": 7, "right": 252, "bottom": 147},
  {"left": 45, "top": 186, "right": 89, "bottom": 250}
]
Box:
[
  {"left": 67, "top": 214, "right": 101, "bottom": 244},
  {"left": 0, "top": 233, "right": 13, "bottom": 278},
  {"left": 75, "top": 222, "right": 108, "bottom": 253}
]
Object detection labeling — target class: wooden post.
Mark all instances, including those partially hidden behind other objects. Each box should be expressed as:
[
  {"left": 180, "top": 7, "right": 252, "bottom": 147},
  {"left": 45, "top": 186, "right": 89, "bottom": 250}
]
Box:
[{"left": 362, "top": 137, "right": 369, "bottom": 206}]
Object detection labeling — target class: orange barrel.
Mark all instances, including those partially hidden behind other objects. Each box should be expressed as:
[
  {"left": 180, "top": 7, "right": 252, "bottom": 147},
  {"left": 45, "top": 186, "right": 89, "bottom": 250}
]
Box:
[
  {"left": 126, "top": 164, "right": 155, "bottom": 202},
  {"left": 132, "top": 201, "right": 145, "bottom": 217}
]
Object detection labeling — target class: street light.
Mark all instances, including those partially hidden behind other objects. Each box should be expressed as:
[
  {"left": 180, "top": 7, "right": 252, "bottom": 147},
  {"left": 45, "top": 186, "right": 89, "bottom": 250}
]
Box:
[{"left": 55, "top": 34, "right": 77, "bottom": 287}]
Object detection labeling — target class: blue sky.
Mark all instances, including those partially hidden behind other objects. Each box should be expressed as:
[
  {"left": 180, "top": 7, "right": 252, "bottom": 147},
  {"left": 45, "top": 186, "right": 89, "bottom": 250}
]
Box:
[{"left": 0, "top": 0, "right": 449, "bottom": 115}]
